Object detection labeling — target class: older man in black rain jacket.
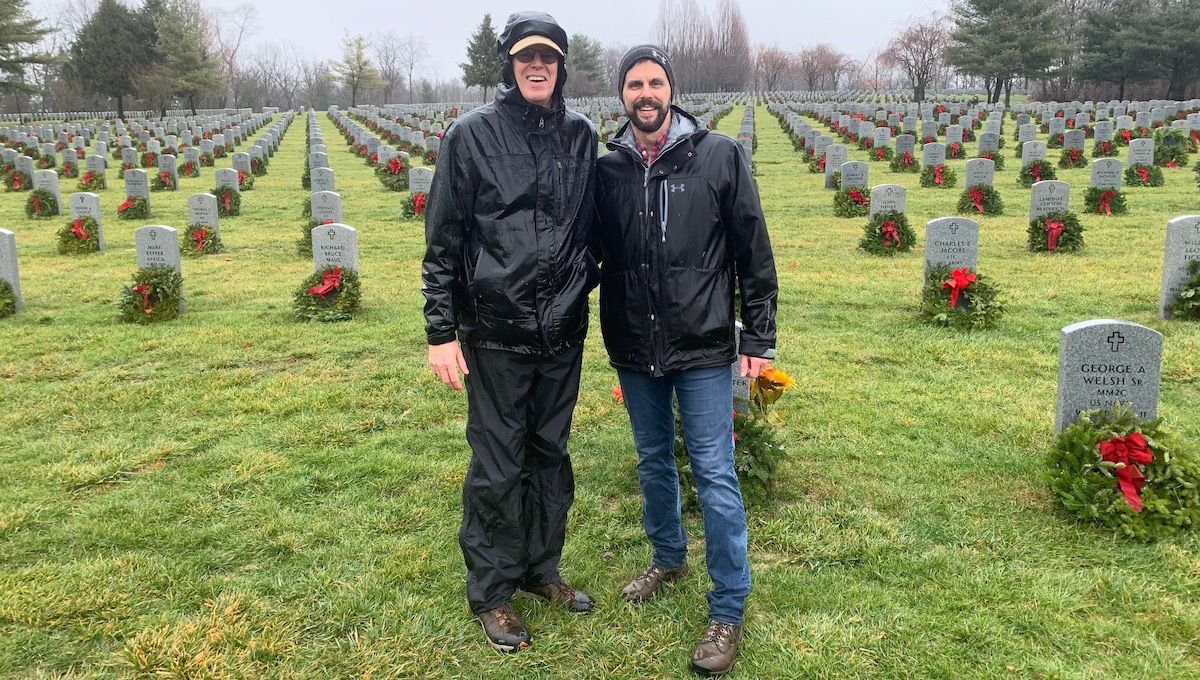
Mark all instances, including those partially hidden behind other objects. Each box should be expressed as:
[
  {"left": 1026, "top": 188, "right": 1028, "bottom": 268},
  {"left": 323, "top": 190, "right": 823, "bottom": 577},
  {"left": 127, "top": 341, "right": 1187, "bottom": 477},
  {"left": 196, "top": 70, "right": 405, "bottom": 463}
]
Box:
[{"left": 421, "top": 10, "right": 599, "bottom": 653}]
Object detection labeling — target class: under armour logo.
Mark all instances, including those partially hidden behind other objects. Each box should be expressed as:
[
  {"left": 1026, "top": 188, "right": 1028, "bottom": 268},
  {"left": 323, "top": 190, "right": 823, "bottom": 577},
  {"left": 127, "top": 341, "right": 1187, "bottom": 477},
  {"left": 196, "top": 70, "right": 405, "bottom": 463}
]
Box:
[{"left": 670, "top": 184, "right": 685, "bottom": 193}]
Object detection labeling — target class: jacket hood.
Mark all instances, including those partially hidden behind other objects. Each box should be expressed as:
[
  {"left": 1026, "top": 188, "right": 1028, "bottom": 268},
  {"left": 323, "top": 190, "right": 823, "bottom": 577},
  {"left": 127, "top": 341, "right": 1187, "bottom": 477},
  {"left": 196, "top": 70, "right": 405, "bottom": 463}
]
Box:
[{"left": 496, "top": 11, "right": 569, "bottom": 109}]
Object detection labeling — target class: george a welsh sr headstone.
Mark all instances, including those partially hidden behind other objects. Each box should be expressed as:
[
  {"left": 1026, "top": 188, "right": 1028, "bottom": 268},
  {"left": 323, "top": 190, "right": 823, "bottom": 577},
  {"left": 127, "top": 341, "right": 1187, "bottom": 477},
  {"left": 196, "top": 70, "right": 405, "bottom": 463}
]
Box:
[{"left": 1055, "top": 319, "right": 1162, "bottom": 432}]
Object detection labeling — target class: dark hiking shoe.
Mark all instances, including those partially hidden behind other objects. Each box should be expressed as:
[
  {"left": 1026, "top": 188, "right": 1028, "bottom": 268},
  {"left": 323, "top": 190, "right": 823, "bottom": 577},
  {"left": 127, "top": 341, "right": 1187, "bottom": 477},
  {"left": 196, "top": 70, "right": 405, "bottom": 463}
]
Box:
[
  {"left": 690, "top": 619, "right": 742, "bottom": 676},
  {"left": 622, "top": 563, "right": 690, "bottom": 603},
  {"left": 516, "top": 580, "right": 595, "bottom": 613},
  {"left": 476, "top": 603, "right": 530, "bottom": 653}
]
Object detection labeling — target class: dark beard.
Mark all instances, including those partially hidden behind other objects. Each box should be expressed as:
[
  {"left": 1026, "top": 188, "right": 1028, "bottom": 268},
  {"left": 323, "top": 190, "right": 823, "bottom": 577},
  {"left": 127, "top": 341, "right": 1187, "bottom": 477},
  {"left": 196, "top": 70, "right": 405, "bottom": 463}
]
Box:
[{"left": 627, "top": 99, "right": 668, "bottom": 134}]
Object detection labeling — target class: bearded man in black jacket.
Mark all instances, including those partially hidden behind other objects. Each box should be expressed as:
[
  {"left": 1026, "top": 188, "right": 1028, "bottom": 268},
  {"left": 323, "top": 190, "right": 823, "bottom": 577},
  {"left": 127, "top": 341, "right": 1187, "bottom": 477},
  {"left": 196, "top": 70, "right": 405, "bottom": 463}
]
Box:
[
  {"left": 594, "top": 45, "right": 778, "bottom": 677},
  {"left": 421, "top": 11, "right": 599, "bottom": 654}
]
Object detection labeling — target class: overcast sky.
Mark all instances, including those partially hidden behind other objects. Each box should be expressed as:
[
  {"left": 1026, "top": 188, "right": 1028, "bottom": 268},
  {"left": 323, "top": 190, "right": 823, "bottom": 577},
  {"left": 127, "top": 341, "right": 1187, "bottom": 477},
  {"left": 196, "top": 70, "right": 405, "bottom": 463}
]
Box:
[{"left": 35, "top": 0, "right": 949, "bottom": 84}]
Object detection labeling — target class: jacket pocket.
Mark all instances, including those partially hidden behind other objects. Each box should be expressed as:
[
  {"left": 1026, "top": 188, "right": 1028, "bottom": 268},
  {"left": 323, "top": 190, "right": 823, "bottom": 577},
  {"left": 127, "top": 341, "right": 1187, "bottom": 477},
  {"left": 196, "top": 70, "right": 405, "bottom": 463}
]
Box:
[
  {"left": 663, "top": 266, "right": 733, "bottom": 351},
  {"left": 600, "top": 269, "right": 647, "bottom": 360}
]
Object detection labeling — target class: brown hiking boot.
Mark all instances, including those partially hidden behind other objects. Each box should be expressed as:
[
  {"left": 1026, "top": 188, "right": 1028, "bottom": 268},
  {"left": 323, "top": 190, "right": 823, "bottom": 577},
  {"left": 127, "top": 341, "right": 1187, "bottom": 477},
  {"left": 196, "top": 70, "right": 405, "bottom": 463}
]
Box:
[
  {"left": 690, "top": 619, "right": 742, "bottom": 676},
  {"left": 475, "top": 603, "right": 530, "bottom": 653},
  {"left": 622, "top": 563, "right": 689, "bottom": 603},
  {"left": 516, "top": 580, "right": 595, "bottom": 613}
]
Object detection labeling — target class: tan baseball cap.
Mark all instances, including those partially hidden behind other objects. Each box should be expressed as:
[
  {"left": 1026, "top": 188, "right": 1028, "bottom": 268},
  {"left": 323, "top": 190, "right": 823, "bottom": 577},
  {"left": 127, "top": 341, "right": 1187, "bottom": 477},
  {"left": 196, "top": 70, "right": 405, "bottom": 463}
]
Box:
[{"left": 509, "top": 35, "right": 565, "bottom": 56}]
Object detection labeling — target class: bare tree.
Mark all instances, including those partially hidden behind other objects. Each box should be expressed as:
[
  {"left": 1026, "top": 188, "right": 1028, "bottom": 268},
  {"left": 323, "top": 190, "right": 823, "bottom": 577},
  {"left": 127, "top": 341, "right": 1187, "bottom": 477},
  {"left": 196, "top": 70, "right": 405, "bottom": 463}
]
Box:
[
  {"left": 212, "top": 2, "right": 258, "bottom": 107},
  {"left": 708, "top": 0, "right": 751, "bottom": 92},
  {"left": 755, "top": 45, "right": 791, "bottom": 93},
  {"left": 374, "top": 31, "right": 405, "bottom": 104},
  {"left": 602, "top": 43, "right": 628, "bottom": 95},
  {"left": 654, "top": 0, "right": 709, "bottom": 95},
  {"left": 881, "top": 12, "right": 949, "bottom": 102},
  {"left": 395, "top": 33, "right": 427, "bottom": 104}
]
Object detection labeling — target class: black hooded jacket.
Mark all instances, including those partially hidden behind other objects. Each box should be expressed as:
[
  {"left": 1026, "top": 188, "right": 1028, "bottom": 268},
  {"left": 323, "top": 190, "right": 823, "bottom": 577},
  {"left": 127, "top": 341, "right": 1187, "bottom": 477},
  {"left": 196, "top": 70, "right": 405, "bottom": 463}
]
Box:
[{"left": 422, "top": 11, "right": 599, "bottom": 355}]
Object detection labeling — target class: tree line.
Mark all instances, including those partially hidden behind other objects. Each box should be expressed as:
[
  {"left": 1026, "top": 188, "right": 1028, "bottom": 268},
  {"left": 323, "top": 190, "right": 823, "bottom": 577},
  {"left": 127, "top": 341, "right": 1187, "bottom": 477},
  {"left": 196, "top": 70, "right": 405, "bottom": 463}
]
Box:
[{"left": 1, "top": 0, "right": 1197, "bottom": 116}]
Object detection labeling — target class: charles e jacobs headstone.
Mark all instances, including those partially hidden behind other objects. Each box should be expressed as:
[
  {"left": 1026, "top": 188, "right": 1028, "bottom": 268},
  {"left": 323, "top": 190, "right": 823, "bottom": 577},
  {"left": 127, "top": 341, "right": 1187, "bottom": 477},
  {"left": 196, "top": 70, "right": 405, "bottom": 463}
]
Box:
[
  {"left": 1159, "top": 215, "right": 1200, "bottom": 318},
  {"left": 924, "top": 217, "right": 979, "bottom": 280},
  {"left": 1055, "top": 319, "right": 1162, "bottom": 433}
]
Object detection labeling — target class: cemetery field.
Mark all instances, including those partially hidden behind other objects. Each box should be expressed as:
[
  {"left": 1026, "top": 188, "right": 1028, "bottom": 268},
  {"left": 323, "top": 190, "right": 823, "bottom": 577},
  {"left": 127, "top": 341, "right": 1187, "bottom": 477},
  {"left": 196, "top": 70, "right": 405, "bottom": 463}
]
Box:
[{"left": 2, "top": 106, "right": 1200, "bottom": 679}]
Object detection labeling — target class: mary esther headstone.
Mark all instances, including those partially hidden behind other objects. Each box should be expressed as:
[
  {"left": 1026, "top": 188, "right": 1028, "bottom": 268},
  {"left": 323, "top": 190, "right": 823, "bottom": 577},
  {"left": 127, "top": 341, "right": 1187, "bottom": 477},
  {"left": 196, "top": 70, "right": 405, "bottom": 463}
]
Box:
[{"left": 1055, "top": 319, "right": 1162, "bottom": 433}]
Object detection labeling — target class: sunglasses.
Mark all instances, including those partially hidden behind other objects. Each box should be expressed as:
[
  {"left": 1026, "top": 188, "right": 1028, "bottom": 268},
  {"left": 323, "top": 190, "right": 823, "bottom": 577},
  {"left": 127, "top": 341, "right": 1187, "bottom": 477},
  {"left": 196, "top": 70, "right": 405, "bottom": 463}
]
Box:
[{"left": 514, "top": 48, "right": 560, "bottom": 64}]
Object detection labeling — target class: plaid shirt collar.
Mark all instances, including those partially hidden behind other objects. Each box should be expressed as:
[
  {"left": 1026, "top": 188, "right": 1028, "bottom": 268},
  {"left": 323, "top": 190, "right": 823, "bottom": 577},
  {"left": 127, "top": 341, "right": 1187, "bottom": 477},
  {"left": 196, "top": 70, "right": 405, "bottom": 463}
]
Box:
[{"left": 635, "top": 132, "right": 668, "bottom": 166}]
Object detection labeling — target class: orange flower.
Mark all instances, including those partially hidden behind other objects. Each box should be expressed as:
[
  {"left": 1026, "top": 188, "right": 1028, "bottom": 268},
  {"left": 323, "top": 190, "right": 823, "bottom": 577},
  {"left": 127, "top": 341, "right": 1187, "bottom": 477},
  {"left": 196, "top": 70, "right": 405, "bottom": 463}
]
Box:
[
  {"left": 612, "top": 386, "right": 623, "bottom": 405},
  {"left": 759, "top": 366, "right": 795, "bottom": 390}
]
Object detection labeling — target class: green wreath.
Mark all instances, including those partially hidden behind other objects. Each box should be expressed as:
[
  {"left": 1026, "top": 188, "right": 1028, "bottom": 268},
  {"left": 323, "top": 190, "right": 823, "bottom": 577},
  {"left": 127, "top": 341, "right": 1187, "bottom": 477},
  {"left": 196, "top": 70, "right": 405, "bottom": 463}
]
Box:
[
  {"left": 0, "top": 279, "right": 15, "bottom": 319},
  {"left": 1047, "top": 404, "right": 1200, "bottom": 541},
  {"left": 1028, "top": 212, "right": 1085, "bottom": 253},
  {"left": 401, "top": 192, "right": 428, "bottom": 221},
  {"left": 1165, "top": 260, "right": 1200, "bottom": 320},
  {"left": 870, "top": 146, "right": 893, "bottom": 163},
  {"left": 1084, "top": 187, "right": 1128, "bottom": 216},
  {"left": 180, "top": 160, "right": 201, "bottom": 178},
  {"left": 185, "top": 224, "right": 223, "bottom": 256},
  {"left": 250, "top": 157, "right": 267, "bottom": 177},
  {"left": 1057, "top": 147, "right": 1088, "bottom": 169},
  {"left": 150, "top": 170, "right": 177, "bottom": 191},
  {"left": 889, "top": 150, "right": 920, "bottom": 173},
  {"left": 1195, "top": 162, "right": 1200, "bottom": 191},
  {"left": 213, "top": 186, "right": 241, "bottom": 217},
  {"left": 57, "top": 215, "right": 100, "bottom": 254},
  {"left": 301, "top": 159, "right": 311, "bottom": 189},
  {"left": 35, "top": 154, "right": 55, "bottom": 170},
  {"left": 293, "top": 264, "right": 361, "bottom": 322},
  {"left": 1154, "top": 128, "right": 1190, "bottom": 167},
  {"left": 858, "top": 210, "right": 914, "bottom": 256},
  {"left": 919, "top": 163, "right": 958, "bottom": 188},
  {"left": 59, "top": 160, "right": 79, "bottom": 179},
  {"left": 956, "top": 185, "right": 1004, "bottom": 216},
  {"left": 200, "top": 152, "right": 214, "bottom": 167},
  {"left": 807, "top": 154, "right": 826, "bottom": 174},
  {"left": 238, "top": 171, "right": 255, "bottom": 192},
  {"left": 1092, "top": 140, "right": 1118, "bottom": 158},
  {"left": 7, "top": 169, "right": 31, "bottom": 192},
  {"left": 25, "top": 189, "right": 58, "bottom": 218},
  {"left": 139, "top": 152, "right": 158, "bottom": 168},
  {"left": 212, "top": 145, "right": 227, "bottom": 159},
  {"left": 1125, "top": 163, "right": 1164, "bottom": 187},
  {"left": 116, "top": 196, "right": 149, "bottom": 220},
  {"left": 301, "top": 197, "right": 312, "bottom": 219},
  {"left": 424, "top": 149, "right": 438, "bottom": 166},
  {"left": 118, "top": 265, "right": 182, "bottom": 323},
  {"left": 919, "top": 264, "right": 1005, "bottom": 330},
  {"left": 833, "top": 186, "right": 871, "bottom": 217},
  {"left": 1017, "top": 162, "right": 1057, "bottom": 188},
  {"left": 946, "top": 142, "right": 967, "bottom": 159},
  {"left": 376, "top": 158, "right": 411, "bottom": 191},
  {"left": 977, "top": 152, "right": 1005, "bottom": 170}
]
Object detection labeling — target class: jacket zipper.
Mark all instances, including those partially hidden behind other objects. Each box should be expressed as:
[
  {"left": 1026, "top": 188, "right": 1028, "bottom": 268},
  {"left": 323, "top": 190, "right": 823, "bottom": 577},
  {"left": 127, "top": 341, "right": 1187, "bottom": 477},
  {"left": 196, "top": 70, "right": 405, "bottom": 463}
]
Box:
[{"left": 643, "top": 164, "right": 655, "bottom": 373}]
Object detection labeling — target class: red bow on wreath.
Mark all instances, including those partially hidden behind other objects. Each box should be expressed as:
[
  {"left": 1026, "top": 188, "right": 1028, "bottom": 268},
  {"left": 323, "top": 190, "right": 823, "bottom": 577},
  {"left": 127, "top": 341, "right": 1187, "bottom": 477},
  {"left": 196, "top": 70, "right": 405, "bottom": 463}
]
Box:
[
  {"left": 902, "top": 151, "right": 913, "bottom": 167},
  {"left": 159, "top": 171, "right": 172, "bottom": 185},
  {"left": 389, "top": 157, "right": 404, "bottom": 175},
  {"left": 1070, "top": 148, "right": 1082, "bottom": 162},
  {"left": 934, "top": 165, "right": 944, "bottom": 185},
  {"left": 307, "top": 266, "right": 343, "bottom": 297},
  {"left": 1044, "top": 220, "right": 1064, "bottom": 250},
  {"left": 880, "top": 220, "right": 899, "bottom": 247},
  {"left": 1121, "top": 129, "right": 1132, "bottom": 142},
  {"left": 969, "top": 187, "right": 985, "bottom": 212},
  {"left": 31, "top": 195, "right": 40, "bottom": 214},
  {"left": 70, "top": 220, "right": 88, "bottom": 240},
  {"left": 1031, "top": 164, "right": 1043, "bottom": 182},
  {"left": 191, "top": 228, "right": 207, "bottom": 252},
  {"left": 221, "top": 190, "right": 231, "bottom": 211},
  {"left": 414, "top": 193, "right": 427, "bottom": 216},
  {"left": 847, "top": 189, "right": 866, "bottom": 206},
  {"left": 951, "top": 143, "right": 960, "bottom": 155},
  {"left": 941, "top": 267, "right": 976, "bottom": 308},
  {"left": 817, "top": 157, "right": 826, "bottom": 171},
  {"left": 1136, "top": 167, "right": 1149, "bottom": 184},
  {"left": 1166, "top": 161, "right": 1178, "bottom": 168},
  {"left": 132, "top": 283, "right": 152, "bottom": 314},
  {"left": 11, "top": 177, "right": 20, "bottom": 190},
  {"left": 1099, "top": 432, "right": 1153, "bottom": 513},
  {"left": 119, "top": 197, "right": 134, "bottom": 212},
  {"left": 876, "top": 148, "right": 885, "bottom": 160},
  {"left": 1101, "top": 141, "right": 1111, "bottom": 154},
  {"left": 1097, "top": 190, "right": 1116, "bottom": 215},
  {"left": 237, "top": 170, "right": 247, "bottom": 184}
]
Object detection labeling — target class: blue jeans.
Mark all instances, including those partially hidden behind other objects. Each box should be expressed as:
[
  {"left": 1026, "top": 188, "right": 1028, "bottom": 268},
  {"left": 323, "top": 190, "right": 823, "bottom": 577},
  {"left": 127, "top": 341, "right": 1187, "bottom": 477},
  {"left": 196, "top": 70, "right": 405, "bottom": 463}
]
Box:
[{"left": 617, "top": 365, "right": 750, "bottom": 624}]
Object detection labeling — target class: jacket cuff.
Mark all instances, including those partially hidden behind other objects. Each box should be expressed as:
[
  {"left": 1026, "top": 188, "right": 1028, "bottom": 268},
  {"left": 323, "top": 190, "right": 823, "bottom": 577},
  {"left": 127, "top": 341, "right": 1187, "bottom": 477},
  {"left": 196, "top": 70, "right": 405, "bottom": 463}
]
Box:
[
  {"left": 428, "top": 331, "right": 458, "bottom": 346},
  {"left": 739, "top": 336, "right": 775, "bottom": 359}
]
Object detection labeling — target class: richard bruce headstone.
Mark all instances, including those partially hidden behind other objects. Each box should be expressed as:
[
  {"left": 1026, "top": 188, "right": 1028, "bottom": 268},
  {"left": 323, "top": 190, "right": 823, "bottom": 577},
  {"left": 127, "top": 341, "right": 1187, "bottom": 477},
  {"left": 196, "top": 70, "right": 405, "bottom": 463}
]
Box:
[
  {"left": 1159, "top": 215, "right": 1200, "bottom": 318},
  {"left": 0, "top": 229, "right": 20, "bottom": 313},
  {"left": 312, "top": 223, "right": 359, "bottom": 272},
  {"left": 1055, "top": 319, "right": 1162, "bottom": 432}
]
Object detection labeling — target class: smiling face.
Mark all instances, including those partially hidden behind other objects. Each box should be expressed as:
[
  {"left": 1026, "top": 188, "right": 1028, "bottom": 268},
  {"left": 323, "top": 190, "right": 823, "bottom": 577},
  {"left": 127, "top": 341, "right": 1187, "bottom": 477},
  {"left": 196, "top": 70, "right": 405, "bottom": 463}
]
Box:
[
  {"left": 622, "top": 59, "right": 672, "bottom": 140},
  {"left": 513, "top": 47, "right": 559, "bottom": 108}
]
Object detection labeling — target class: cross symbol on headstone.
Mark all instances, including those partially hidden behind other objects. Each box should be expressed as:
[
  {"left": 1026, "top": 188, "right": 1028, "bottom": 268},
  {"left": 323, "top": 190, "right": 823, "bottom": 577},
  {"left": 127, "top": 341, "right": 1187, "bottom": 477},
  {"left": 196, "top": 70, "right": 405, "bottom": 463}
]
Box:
[
  {"left": 327, "top": 229, "right": 337, "bottom": 240},
  {"left": 1193, "top": 223, "right": 1200, "bottom": 235},
  {"left": 947, "top": 223, "right": 959, "bottom": 234},
  {"left": 1107, "top": 332, "right": 1125, "bottom": 352},
  {"left": 149, "top": 230, "right": 157, "bottom": 240}
]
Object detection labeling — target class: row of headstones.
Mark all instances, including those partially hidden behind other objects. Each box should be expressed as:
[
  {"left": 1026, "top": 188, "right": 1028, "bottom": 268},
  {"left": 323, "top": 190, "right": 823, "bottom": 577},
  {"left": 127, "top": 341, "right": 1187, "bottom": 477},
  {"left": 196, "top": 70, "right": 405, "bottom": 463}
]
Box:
[
  {"left": 735, "top": 105, "right": 755, "bottom": 164},
  {"left": 337, "top": 106, "right": 442, "bottom": 155},
  {"left": 306, "top": 118, "right": 424, "bottom": 184}
]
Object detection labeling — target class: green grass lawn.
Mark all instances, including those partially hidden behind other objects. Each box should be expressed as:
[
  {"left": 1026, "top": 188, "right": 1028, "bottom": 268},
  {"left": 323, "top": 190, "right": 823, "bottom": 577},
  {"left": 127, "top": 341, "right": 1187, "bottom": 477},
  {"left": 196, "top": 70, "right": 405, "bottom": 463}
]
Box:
[{"left": 1, "top": 107, "right": 1199, "bottom": 679}]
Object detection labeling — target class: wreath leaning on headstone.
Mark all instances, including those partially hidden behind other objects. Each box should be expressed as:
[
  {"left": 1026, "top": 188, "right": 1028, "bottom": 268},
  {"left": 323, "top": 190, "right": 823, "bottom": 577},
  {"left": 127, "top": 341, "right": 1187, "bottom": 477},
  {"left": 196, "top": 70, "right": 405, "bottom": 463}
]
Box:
[
  {"left": 150, "top": 170, "right": 177, "bottom": 191},
  {"left": 919, "top": 264, "right": 1004, "bottom": 331},
  {"left": 118, "top": 265, "right": 182, "bottom": 323},
  {"left": 957, "top": 185, "right": 1004, "bottom": 216},
  {"left": 293, "top": 264, "right": 361, "bottom": 322},
  {"left": 1084, "top": 187, "right": 1128, "bottom": 215},
  {"left": 57, "top": 216, "right": 100, "bottom": 255},
  {"left": 1165, "top": 260, "right": 1200, "bottom": 320},
  {"left": 977, "top": 151, "right": 1005, "bottom": 170},
  {"left": 59, "top": 160, "right": 78, "bottom": 179},
  {"left": 401, "top": 192, "right": 428, "bottom": 221},
  {"left": 116, "top": 196, "right": 149, "bottom": 220},
  {"left": 857, "top": 210, "right": 914, "bottom": 256},
  {"left": 1047, "top": 404, "right": 1200, "bottom": 541},
  {"left": 1017, "top": 162, "right": 1057, "bottom": 187},
  {"left": 78, "top": 170, "right": 105, "bottom": 192},
  {"left": 25, "top": 189, "right": 58, "bottom": 218},
  {"left": 1028, "top": 212, "right": 1085, "bottom": 253},
  {"left": 889, "top": 150, "right": 919, "bottom": 174},
  {"left": 1058, "top": 147, "right": 1087, "bottom": 169},
  {"left": 833, "top": 185, "right": 870, "bottom": 218},
  {"left": 1092, "top": 140, "right": 1118, "bottom": 158},
  {"left": 185, "top": 224, "right": 223, "bottom": 256},
  {"left": 7, "top": 169, "right": 31, "bottom": 192},
  {"left": 871, "top": 146, "right": 893, "bottom": 163},
  {"left": 1125, "top": 163, "right": 1164, "bottom": 187},
  {"left": 807, "top": 154, "right": 826, "bottom": 174},
  {"left": 212, "top": 186, "right": 241, "bottom": 217},
  {"left": 376, "top": 157, "right": 410, "bottom": 191},
  {"left": 237, "top": 170, "right": 255, "bottom": 191},
  {"left": 0, "top": 279, "right": 16, "bottom": 319},
  {"left": 919, "top": 163, "right": 958, "bottom": 188}
]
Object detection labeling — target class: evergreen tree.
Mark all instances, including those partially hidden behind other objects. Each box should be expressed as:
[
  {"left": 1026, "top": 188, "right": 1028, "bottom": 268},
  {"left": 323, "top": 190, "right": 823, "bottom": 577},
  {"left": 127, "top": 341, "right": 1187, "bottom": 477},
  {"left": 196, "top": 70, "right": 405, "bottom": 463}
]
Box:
[
  {"left": 0, "top": 0, "right": 54, "bottom": 108},
  {"left": 460, "top": 13, "right": 501, "bottom": 101},
  {"left": 156, "top": 0, "right": 224, "bottom": 115},
  {"left": 68, "top": 0, "right": 153, "bottom": 118},
  {"left": 564, "top": 33, "right": 606, "bottom": 97},
  {"left": 329, "top": 33, "right": 384, "bottom": 107},
  {"left": 945, "top": 0, "right": 1063, "bottom": 106},
  {"left": 1075, "top": 0, "right": 1150, "bottom": 101}
]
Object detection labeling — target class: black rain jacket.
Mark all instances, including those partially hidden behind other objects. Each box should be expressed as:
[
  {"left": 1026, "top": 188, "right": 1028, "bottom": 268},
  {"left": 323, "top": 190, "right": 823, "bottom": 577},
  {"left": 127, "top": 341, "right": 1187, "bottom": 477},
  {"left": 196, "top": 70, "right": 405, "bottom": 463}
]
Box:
[
  {"left": 422, "top": 11, "right": 599, "bottom": 355},
  {"left": 595, "top": 107, "right": 778, "bottom": 375}
]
